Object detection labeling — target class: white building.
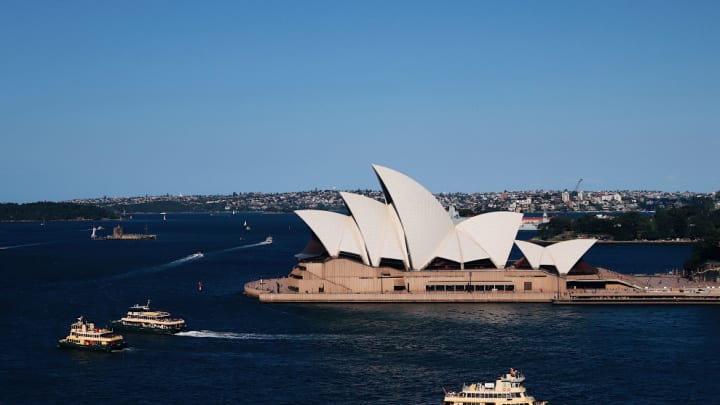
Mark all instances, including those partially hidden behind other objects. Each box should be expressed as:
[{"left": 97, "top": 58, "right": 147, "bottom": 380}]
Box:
[{"left": 296, "top": 165, "right": 595, "bottom": 274}]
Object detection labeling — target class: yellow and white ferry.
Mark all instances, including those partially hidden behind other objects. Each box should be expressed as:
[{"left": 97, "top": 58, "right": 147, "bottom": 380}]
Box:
[
  {"left": 443, "top": 369, "right": 547, "bottom": 405},
  {"left": 57, "top": 316, "right": 127, "bottom": 352},
  {"left": 109, "top": 300, "right": 187, "bottom": 334}
]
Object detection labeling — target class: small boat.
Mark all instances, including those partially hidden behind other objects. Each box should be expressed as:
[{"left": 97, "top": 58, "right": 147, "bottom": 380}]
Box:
[
  {"left": 57, "top": 316, "right": 127, "bottom": 352},
  {"left": 189, "top": 252, "right": 204, "bottom": 259},
  {"left": 442, "top": 368, "right": 547, "bottom": 405},
  {"left": 263, "top": 236, "right": 273, "bottom": 244},
  {"left": 109, "top": 300, "right": 187, "bottom": 335}
]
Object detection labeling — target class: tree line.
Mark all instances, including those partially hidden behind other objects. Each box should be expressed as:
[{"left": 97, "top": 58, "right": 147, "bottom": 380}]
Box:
[{"left": 0, "top": 202, "right": 117, "bottom": 221}]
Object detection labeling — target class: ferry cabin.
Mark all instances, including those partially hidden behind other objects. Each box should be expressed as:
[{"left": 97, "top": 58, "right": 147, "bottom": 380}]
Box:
[{"left": 442, "top": 389, "right": 537, "bottom": 405}]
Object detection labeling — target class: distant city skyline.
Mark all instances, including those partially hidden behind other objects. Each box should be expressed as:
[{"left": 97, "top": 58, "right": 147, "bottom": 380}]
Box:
[
  {"left": 70, "top": 188, "right": 719, "bottom": 216},
  {"left": 2, "top": 1, "right": 719, "bottom": 203}
]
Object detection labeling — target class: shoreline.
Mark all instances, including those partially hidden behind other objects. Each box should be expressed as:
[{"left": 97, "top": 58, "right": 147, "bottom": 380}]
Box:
[
  {"left": 530, "top": 238, "right": 697, "bottom": 245},
  {"left": 0, "top": 217, "right": 118, "bottom": 223}
]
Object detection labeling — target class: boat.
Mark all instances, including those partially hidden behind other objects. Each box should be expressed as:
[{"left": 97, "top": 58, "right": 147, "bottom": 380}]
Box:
[
  {"left": 57, "top": 316, "right": 127, "bottom": 352},
  {"left": 109, "top": 300, "right": 187, "bottom": 334},
  {"left": 263, "top": 236, "right": 273, "bottom": 244},
  {"left": 442, "top": 369, "right": 547, "bottom": 405},
  {"left": 189, "top": 252, "right": 204, "bottom": 259},
  {"left": 92, "top": 225, "right": 157, "bottom": 240}
]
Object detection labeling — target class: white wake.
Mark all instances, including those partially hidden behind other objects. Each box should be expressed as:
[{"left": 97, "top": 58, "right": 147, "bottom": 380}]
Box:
[
  {"left": 0, "top": 241, "right": 57, "bottom": 250},
  {"left": 215, "top": 241, "right": 268, "bottom": 254},
  {"left": 159, "top": 252, "right": 204, "bottom": 268},
  {"left": 176, "top": 330, "right": 332, "bottom": 341},
  {"left": 102, "top": 252, "right": 205, "bottom": 282}
]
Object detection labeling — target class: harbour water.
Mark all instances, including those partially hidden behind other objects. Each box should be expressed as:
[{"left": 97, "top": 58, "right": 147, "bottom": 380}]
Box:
[{"left": 1, "top": 213, "right": 718, "bottom": 404}]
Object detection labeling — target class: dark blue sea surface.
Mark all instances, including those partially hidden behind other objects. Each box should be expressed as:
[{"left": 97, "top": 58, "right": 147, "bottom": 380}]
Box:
[{"left": 1, "top": 213, "right": 717, "bottom": 404}]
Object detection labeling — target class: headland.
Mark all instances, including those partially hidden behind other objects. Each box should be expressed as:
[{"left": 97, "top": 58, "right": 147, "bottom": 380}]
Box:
[{"left": 244, "top": 165, "right": 720, "bottom": 305}]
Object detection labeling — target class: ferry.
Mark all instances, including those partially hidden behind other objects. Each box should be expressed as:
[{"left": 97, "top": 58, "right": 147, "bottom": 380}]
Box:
[
  {"left": 442, "top": 369, "right": 547, "bottom": 405},
  {"left": 57, "top": 316, "right": 127, "bottom": 352},
  {"left": 109, "top": 300, "right": 187, "bottom": 334}
]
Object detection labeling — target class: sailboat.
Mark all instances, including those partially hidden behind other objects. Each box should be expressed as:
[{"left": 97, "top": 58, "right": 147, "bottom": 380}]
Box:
[{"left": 244, "top": 220, "right": 251, "bottom": 231}]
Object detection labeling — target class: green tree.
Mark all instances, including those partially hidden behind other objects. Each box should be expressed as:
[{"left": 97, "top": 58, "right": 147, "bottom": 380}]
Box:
[
  {"left": 685, "top": 236, "right": 720, "bottom": 271},
  {"left": 537, "top": 217, "right": 573, "bottom": 240}
]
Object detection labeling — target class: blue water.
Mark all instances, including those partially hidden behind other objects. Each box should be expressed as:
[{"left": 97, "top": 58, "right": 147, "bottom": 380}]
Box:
[{"left": 1, "top": 213, "right": 717, "bottom": 404}]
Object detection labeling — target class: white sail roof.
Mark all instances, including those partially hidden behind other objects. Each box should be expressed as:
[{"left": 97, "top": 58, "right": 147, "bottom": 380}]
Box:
[
  {"left": 294, "top": 210, "right": 369, "bottom": 265},
  {"left": 294, "top": 165, "right": 595, "bottom": 273},
  {"left": 456, "top": 211, "right": 523, "bottom": 268},
  {"left": 515, "top": 239, "right": 597, "bottom": 274},
  {"left": 372, "top": 164, "right": 455, "bottom": 270},
  {"left": 547, "top": 239, "right": 596, "bottom": 274},
  {"left": 340, "top": 192, "right": 408, "bottom": 268},
  {"left": 514, "top": 240, "right": 545, "bottom": 270},
  {"left": 434, "top": 230, "right": 462, "bottom": 263},
  {"left": 382, "top": 203, "right": 410, "bottom": 267},
  {"left": 455, "top": 228, "right": 491, "bottom": 263},
  {"left": 434, "top": 227, "right": 493, "bottom": 264}
]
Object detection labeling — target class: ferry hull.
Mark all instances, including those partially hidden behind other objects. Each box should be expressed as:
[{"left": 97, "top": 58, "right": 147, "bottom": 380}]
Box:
[
  {"left": 57, "top": 340, "right": 127, "bottom": 352},
  {"left": 109, "top": 321, "right": 186, "bottom": 335}
]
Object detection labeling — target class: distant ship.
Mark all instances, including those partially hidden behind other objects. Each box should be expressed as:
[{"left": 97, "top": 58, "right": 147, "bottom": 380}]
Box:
[
  {"left": 57, "top": 316, "right": 127, "bottom": 352},
  {"left": 518, "top": 212, "right": 550, "bottom": 231},
  {"left": 442, "top": 369, "right": 547, "bottom": 405},
  {"left": 109, "top": 300, "right": 187, "bottom": 335},
  {"left": 92, "top": 225, "right": 157, "bottom": 240}
]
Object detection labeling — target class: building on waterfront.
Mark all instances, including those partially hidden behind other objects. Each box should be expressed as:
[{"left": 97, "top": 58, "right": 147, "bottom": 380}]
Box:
[
  {"left": 245, "top": 165, "right": 642, "bottom": 302},
  {"left": 295, "top": 165, "right": 596, "bottom": 273}
]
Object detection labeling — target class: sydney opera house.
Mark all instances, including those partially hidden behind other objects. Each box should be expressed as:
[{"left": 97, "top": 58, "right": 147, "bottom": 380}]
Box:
[{"left": 245, "top": 165, "right": 646, "bottom": 303}]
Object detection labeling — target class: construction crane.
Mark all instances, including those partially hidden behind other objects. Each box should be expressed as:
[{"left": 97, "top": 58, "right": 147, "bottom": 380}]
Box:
[
  {"left": 573, "top": 178, "right": 583, "bottom": 193},
  {"left": 563, "top": 178, "right": 584, "bottom": 210}
]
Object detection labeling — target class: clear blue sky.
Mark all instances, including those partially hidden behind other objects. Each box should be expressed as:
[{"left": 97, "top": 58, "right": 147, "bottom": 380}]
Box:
[{"left": 1, "top": 1, "right": 718, "bottom": 202}]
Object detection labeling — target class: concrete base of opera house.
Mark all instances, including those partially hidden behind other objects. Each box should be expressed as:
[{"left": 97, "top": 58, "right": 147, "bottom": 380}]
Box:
[
  {"left": 244, "top": 279, "right": 555, "bottom": 303},
  {"left": 244, "top": 272, "right": 720, "bottom": 304},
  {"left": 243, "top": 257, "right": 720, "bottom": 304}
]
